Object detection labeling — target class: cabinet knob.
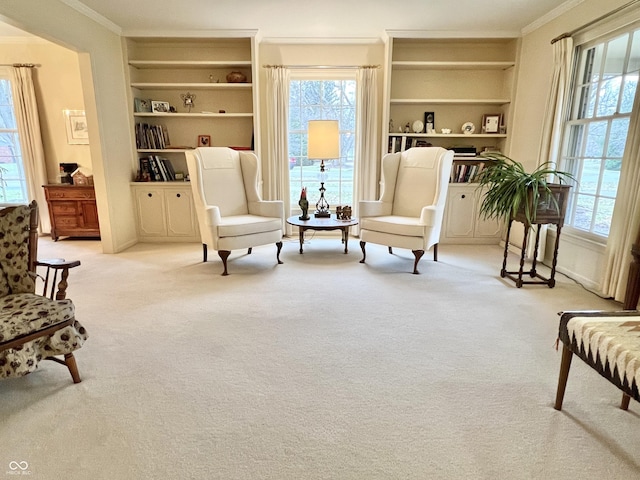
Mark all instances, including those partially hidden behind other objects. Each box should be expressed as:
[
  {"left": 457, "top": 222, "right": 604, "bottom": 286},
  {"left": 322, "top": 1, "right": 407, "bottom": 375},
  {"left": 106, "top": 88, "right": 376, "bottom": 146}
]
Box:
[
  {"left": 148, "top": 193, "right": 153, "bottom": 197},
  {"left": 461, "top": 194, "right": 466, "bottom": 199},
  {"left": 176, "top": 193, "right": 181, "bottom": 198}
]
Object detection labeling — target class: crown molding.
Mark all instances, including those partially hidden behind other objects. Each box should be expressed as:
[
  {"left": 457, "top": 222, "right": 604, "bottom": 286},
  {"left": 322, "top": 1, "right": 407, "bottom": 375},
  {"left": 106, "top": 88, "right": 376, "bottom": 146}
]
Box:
[
  {"left": 521, "top": 0, "right": 585, "bottom": 35},
  {"left": 59, "top": 0, "right": 122, "bottom": 35},
  {"left": 123, "top": 29, "right": 259, "bottom": 39},
  {"left": 385, "top": 30, "right": 520, "bottom": 39},
  {"left": 260, "top": 36, "right": 383, "bottom": 45}
]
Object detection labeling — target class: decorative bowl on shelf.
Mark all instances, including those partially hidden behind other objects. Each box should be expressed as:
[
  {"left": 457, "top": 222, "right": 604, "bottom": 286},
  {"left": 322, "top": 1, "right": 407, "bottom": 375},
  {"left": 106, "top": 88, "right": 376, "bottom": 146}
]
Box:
[{"left": 226, "top": 71, "right": 247, "bottom": 83}]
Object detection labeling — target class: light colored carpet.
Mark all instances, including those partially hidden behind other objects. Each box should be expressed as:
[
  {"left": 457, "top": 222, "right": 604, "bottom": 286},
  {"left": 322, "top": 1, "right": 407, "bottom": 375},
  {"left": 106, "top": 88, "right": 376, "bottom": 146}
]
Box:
[{"left": 1, "top": 235, "right": 638, "bottom": 479}]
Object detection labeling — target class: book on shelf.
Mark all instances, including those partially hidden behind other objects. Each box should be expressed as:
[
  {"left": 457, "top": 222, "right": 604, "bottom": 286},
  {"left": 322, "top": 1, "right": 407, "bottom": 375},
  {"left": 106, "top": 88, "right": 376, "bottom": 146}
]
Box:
[
  {"left": 135, "top": 123, "right": 170, "bottom": 150},
  {"left": 138, "top": 155, "right": 177, "bottom": 181},
  {"left": 450, "top": 162, "right": 486, "bottom": 183}
]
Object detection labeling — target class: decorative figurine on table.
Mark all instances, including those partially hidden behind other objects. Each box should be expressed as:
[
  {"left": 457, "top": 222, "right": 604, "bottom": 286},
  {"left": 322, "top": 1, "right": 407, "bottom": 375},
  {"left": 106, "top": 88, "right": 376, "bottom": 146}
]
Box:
[
  {"left": 298, "top": 187, "right": 310, "bottom": 220},
  {"left": 336, "top": 205, "right": 352, "bottom": 220}
]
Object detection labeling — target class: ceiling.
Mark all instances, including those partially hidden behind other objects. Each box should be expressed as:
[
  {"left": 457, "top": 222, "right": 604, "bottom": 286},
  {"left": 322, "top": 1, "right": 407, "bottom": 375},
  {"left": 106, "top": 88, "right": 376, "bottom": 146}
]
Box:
[{"left": 54, "top": 0, "right": 576, "bottom": 40}]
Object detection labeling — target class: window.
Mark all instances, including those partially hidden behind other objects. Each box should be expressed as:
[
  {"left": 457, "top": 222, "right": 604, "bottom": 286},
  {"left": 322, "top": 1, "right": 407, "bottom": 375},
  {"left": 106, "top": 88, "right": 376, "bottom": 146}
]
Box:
[
  {"left": 560, "top": 28, "right": 640, "bottom": 237},
  {"left": 288, "top": 77, "right": 356, "bottom": 209},
  {"left": 0, "top": 68, "right": 28, "bottom": 204}
]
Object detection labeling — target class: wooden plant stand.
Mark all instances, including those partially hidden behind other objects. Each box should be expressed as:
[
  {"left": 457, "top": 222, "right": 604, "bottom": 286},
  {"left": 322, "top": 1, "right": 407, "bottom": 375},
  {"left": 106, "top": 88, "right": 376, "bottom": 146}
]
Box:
[{"left": 500, "top": 184, "right": 570, "bottom": 288}]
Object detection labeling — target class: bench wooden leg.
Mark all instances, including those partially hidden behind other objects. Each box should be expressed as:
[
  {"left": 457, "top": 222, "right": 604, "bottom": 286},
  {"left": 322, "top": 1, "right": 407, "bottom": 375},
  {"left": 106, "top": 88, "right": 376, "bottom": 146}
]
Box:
[
  {"left": 621, "top": 393, "right": 631, "bottom": 410},
  {"left": 554, "top": 344, "right": 573, "bottom": 411}
]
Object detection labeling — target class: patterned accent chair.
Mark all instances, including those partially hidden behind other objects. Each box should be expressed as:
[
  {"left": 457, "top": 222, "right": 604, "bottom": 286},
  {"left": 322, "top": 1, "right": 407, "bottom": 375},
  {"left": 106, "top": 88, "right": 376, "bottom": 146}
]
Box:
[
  {"left": 358, "top": 147, "right": 454, "bottom": 274},
  {"left": 0, "top": 201, "right": 87, "bottom": 383},
  {"left": 186, "top": 147, "right": 284, "bottom": 275}
]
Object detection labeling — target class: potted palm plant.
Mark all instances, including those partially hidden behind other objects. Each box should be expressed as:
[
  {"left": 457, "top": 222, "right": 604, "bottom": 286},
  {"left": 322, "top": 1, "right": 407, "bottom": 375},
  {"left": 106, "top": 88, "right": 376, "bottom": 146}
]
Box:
[
  {"left": 475, "top": 152, "right": 575, "bottom": 226},
  {"left": 474, "top": 152, "right": 576, "bottom": 288}
]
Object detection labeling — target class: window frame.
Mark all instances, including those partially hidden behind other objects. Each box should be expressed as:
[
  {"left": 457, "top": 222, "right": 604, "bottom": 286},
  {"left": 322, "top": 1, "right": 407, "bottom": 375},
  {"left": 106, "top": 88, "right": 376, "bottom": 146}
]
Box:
[
  {"left": 287, "top": 69, "right": 357, "bottom": 212},
  {"left": 558, "top": 22, "right": 640, "bottom": 242}
]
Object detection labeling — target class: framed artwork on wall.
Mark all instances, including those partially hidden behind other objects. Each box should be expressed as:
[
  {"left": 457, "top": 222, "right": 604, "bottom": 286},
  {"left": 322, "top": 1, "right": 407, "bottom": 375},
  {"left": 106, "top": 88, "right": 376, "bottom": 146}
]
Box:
[{"left": 63, "top": 109, "right": 89, "bottom": 145}]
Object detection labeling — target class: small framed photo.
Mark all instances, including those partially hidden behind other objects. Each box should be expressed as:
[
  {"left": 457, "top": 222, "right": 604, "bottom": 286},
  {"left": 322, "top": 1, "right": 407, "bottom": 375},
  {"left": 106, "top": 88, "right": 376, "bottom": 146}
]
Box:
[
  {"left": 63, "top": 109, "right": 89, "bottom": 144},
  {"left": 151, "top": 101, "right": 170, "bottom": 113},
  {"left": 134, "top": 98, "right": 152, "bottom": 112},
  {"left": 424, "top": 111, "right": 435, "bottom": 133},
  {"left": 482, "top": 114, "right": 502, "bottom": 134},
  {"left": 197, "top": 135, "right": 211, "bottom": 147}
]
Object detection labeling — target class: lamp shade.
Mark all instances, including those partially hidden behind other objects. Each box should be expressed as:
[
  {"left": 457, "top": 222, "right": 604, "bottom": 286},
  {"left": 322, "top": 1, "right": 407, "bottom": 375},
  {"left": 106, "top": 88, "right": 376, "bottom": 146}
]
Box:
[{"left": 308, "top": 120, "right": 339, "bottom": 160}]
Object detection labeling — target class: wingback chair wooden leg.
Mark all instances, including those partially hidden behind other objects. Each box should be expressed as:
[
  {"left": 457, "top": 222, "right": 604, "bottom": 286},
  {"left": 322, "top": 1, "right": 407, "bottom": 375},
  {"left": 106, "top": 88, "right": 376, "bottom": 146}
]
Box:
[
  {"left": 433, "top": 243, "right": 438, "bottom": 261},
  {"left": 388, "top": 247, "right": 393, "bottom": 254},
  {"left": 202, "top": 244, "right": 208, "bottom": 262},
  {"left": 218, "top": 250, "right": 231, "bottom": 276},
  {"left": 412, "top": 250, "right": 425, "bottom": 274},
  {"left": 621, "top": 393, "right": 631, "bottom": 410},
  {"left": 248, "top": 248, "right": 252, "bottom": 254},
  {"left": 276, "top": 241, "right": 283, "bottom": 264},
  {"left": 359, "top": 241, "right": 367, "bottom": 264}
]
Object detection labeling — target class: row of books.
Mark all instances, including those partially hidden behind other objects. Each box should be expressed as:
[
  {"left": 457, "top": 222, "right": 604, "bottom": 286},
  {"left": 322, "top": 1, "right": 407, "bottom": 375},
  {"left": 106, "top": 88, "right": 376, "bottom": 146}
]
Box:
[
  {"left": 135, "top": 123, "right": 170, "bottom": 150},
  {"left": 139, "top": 156, "right": 178, "bottom": 182},
  {"left": 450, "top": 161, "right": 487, "bottom": 183}
]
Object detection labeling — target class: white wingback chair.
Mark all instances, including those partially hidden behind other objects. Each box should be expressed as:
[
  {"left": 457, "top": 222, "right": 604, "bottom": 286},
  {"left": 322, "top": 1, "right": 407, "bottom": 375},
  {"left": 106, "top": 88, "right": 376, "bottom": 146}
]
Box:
[
  {"left": 185, "top": 147, "right": 284, "bottom": 275},
  {"left": 358, "top": 147, "right": 454, "bottom": 274}
]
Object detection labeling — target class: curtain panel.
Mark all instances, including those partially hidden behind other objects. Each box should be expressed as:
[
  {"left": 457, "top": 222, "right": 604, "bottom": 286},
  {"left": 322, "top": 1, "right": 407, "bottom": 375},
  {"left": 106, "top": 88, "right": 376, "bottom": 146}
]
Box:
[{"left": 11, "top": 66, "right": 50, "bottom": 233}]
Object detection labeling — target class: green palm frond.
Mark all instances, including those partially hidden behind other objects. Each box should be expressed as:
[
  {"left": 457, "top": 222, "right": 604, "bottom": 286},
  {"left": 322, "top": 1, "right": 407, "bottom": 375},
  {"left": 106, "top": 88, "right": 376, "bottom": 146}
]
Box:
[{"left": 475, "top": 152, "right": 576, "bottom": 225}]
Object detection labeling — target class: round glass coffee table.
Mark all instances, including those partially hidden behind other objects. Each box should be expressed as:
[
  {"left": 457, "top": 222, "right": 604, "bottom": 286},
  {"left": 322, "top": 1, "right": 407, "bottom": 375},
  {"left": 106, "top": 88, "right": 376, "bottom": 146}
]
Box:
[{"left": 286, "top": 215, "right": 358, "bottom": 254}]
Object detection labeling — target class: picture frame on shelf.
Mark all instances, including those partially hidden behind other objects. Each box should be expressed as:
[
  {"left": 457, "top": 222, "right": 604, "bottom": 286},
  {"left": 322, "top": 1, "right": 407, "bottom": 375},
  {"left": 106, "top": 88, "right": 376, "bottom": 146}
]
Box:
[
  {"left": 482, "top": 114, "right": 502, "bottom": 134},
  {"left": 424, "top": 111, "right": 435, "bottom": 134},
  {"left": 63, "top": 109, "right": 89, "bottom": 145},
  {"left": 134, "top": 98, "right": 152, "bottom": 113},
  {"left": 197, "top": 135, "right": 211, "bottom": 147},
  {"left": 151, "top": 101, "right": 170, "bottom": 113}
]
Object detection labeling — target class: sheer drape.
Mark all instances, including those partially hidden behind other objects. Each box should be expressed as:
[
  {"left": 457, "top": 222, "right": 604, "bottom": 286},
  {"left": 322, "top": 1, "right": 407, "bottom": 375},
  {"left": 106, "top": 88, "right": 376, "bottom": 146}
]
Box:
[
  {"left": 265, "top": 66, "right": 291, "bottom": 233},
  {"left": 11, "top": 66, "right": 50, "bottom": 233},
  {"left": 601, "top": 72, "right": 640, "bottom": 301},
  {"left": 354, "top": 66, "right": 379, "bottom": 235},
  {"left": 528, "top": 37, "right": 573, "bottom": 260}
]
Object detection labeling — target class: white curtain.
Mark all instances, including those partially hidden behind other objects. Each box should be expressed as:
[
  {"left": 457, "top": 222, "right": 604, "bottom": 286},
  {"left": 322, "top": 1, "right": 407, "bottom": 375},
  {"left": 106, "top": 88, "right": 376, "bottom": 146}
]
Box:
[
  {"left": 265, "top": 66, "right": 291, "bottom": 234},
  {"left": 601, "top": 72, "right": 640, "bottom": 301},
  {"left": 528, "top": 37, "right": 574, "bottom": 260},
  {"left": 354, "top": 66, "right": 379, "bottom": 235},
  {"left": 11, "top": 66, "right": 50, "bottom": 233}
]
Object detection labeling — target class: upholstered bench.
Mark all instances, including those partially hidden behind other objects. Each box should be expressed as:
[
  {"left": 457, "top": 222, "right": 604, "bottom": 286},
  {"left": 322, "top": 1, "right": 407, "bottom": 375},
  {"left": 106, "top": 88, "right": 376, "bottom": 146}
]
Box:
[{"left": 554, "top": 310, "right": 640, "bottom": 410}]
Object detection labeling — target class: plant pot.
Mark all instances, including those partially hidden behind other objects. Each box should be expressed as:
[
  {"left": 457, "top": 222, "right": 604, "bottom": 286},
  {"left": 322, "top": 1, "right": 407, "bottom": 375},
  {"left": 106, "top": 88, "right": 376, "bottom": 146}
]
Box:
[{"left": 514, "top": 183, "right": 571, "bottom": 226}]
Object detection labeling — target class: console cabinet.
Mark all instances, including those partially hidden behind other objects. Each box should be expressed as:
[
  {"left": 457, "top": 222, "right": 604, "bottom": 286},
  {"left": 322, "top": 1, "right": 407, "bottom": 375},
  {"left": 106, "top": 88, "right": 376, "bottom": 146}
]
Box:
[
  {"left": 131, "top": 183, "right": 199, "bottom": 242},
  {"left": 43, "top": 184, "right": 100, "bottom": 241}
]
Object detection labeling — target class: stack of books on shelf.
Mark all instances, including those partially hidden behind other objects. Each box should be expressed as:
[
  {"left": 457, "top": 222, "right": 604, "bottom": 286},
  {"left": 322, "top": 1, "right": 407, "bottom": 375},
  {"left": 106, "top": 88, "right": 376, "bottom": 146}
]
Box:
[
  {"left": 138, "top": 155, "right": 177, "bottom": 182},
  {"left": 451, "top": 162, "right": 486, "bottom": 183},
  {"left": 135, "top": 123, "right": 170, "bottom": 150}
]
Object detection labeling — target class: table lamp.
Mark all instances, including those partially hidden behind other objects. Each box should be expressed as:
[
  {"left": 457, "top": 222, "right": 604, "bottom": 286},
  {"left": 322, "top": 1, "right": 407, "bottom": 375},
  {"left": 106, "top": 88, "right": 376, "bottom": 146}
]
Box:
[{"left": 308, "top": 120, "right": 339, "bottom": 218}]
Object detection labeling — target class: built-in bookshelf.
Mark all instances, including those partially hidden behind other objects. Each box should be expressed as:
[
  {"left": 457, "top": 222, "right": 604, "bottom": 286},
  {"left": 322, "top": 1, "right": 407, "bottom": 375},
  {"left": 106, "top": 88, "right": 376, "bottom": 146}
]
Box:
[
  {"left": 383, "top": 36, "right": 517, "bottom": 157},
  {"left": 125, "top": 35, "right": 259, "bottom": 182}
]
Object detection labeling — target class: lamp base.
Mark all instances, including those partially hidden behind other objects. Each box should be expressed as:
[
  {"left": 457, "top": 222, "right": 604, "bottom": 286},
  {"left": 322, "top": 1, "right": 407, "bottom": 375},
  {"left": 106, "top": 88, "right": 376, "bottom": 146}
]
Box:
[{"left": 314, "top": 210, "right": 331, "bottom": 218}]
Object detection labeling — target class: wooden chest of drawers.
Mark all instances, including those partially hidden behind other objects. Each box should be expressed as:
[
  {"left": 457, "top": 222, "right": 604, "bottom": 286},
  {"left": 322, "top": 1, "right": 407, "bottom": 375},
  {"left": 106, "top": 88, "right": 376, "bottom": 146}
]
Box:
[{"left": 43, "top": 184, "right": 100, "bottom": 241}]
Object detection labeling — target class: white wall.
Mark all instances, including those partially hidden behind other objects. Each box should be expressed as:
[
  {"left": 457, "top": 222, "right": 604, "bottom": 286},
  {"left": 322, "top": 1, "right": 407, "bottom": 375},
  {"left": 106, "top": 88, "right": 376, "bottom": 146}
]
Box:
[
  {"left": 0, "top": 0, "right": 137, "bottom": 253},
  {"left": 510, "top": 0, "right": 636, "bottom": 292}
]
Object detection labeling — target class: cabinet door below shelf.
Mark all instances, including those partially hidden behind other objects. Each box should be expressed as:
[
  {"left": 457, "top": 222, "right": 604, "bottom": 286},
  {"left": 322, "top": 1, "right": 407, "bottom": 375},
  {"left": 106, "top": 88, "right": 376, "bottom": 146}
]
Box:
[
  {"left": 134, "top": 187, "right": 167, "bottom": 237},
  {"left": 165, "top": 187, "right": 198, "bottom": 238}
]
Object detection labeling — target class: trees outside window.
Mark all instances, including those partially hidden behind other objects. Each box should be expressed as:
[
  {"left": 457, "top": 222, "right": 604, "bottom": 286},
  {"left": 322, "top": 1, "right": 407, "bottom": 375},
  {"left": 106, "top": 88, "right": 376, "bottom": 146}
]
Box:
[
  {"left": 0, "top": 69, "right": 28, "bottom": 204},
  {"left": 288, "top": 78, "right": 356, "bottom": 210},
  {"left": 560, "top": 29, "right": 640, "bottom": 237}
]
